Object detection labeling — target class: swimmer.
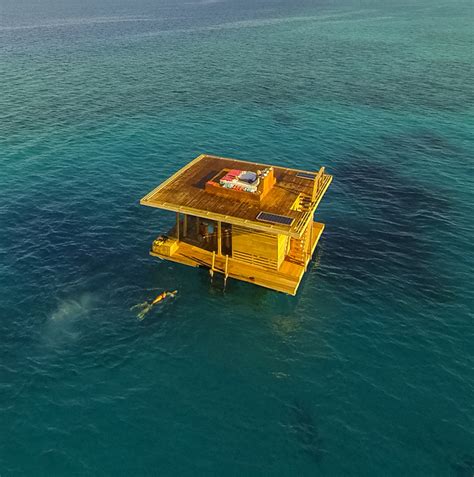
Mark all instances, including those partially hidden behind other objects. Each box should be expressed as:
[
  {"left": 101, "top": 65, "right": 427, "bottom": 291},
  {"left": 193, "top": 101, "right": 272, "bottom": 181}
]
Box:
[
  {"left": 131, "top": 290, "right": 178, "bottom": 321},
  {"left": 151, "top": 290, "right": 177, "bottom": 305}
]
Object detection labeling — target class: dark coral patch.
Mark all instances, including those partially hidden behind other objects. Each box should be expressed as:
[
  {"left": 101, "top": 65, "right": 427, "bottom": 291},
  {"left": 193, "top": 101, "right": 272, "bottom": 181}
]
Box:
[
  {"left": 319, "top": 151, "right": 456, "bottom": 303},
  {"left": 288, "top": 400, "right": 325, "bottom": 464}
]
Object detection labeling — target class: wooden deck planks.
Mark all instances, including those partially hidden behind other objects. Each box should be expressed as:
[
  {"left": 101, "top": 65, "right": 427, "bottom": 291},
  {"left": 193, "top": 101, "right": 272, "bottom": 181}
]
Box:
[{"left": 141, "top": 154, "right": 332, "bottom": 238}]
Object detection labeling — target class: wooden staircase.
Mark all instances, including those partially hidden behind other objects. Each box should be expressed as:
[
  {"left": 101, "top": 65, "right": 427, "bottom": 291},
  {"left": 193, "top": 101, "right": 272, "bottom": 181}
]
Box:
[
  {"left": 297, "top": 194, "right": 313, "bottom": 212},
  {"left": 288, "top": 235, "right": 307, "bottom": 265}
]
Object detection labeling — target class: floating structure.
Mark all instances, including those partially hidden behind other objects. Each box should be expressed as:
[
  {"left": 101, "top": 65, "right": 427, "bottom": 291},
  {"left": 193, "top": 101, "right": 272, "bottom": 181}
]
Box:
[{"left": 140, "top": 154, "right": 332, "bottom": 295}]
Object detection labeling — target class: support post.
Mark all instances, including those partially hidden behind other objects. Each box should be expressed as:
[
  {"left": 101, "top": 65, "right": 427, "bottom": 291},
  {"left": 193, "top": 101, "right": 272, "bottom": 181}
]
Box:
[
  {"left": 217, "top": 221, "right": 222, "bottom": 256},
  {"left": 183, "top": 214, "right": 188, "bottom": 238},
  {"left": 176, "top": 212, "right": 180, "bottom": 240}
]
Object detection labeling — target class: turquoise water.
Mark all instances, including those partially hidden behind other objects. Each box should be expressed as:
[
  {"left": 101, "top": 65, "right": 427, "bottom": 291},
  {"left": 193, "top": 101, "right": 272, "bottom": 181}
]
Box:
[{"left": 1, "top": 0, "right": 473, "bottom": 474}]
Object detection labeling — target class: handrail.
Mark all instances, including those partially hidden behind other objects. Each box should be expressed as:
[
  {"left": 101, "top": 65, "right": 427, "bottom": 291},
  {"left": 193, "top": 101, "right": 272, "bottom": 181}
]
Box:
[
  {"left": 224, "top": 254, "right": 229, "bottom": 288},
  {"left": 210, "top": 251, "right": 216, "bottom": 278},
  {"left": 312, "top": 167, "right": 325, "bottom": 202}
]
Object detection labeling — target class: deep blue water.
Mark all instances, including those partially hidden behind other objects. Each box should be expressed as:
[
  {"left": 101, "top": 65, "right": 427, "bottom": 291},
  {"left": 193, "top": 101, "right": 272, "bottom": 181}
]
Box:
[{"left": 1, "top": 0, "right": 473, "bottom": 475}]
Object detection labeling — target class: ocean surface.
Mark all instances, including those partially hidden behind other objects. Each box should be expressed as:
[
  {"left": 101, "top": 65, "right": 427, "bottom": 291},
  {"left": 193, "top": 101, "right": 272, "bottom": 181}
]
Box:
[{"left": 1, "top": 0, "right": 473, "bottom": 475}]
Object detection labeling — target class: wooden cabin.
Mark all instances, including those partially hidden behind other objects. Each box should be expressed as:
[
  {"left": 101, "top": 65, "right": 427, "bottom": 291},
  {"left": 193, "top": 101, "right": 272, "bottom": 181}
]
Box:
[{"left": 140, "top": 154, "right": 332, "bottom": 295}]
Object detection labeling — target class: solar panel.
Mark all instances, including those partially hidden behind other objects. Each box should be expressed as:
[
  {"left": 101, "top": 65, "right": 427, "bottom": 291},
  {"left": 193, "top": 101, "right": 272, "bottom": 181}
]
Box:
[
  {"left": 296, "top": 172, "right": 316, "bottom": 180},
  {"left": 256, "top": 211, "right": 294, "bottom": 226}
]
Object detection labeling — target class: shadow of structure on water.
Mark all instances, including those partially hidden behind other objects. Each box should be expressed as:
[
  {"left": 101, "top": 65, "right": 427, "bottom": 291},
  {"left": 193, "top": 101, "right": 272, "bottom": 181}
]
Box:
[{"left": 288, "top": 400, "right": 326, "bottom": 464}]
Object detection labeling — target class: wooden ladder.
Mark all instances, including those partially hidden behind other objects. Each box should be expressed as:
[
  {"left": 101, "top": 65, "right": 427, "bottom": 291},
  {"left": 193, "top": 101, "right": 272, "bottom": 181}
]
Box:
[{"left": 209, "top": 252, "right": 230, "bottom": 290}]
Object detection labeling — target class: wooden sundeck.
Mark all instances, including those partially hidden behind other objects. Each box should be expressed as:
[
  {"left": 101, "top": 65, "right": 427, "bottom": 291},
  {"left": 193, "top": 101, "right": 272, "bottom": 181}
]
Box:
[
  {"left": 150, "top": 222, "right": 325, "bottom": 295},
  {"left": 141, "top": 154, "right": 332, "bottom": 239},
  {"left": 140, "top": 154, "right": 332, "bottom": 295}
]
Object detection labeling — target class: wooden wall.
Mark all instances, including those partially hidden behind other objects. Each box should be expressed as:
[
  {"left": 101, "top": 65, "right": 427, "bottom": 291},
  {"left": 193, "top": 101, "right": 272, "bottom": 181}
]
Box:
[
  {"left": 232, "top": 225, "right": 287, "bottom": 270},
  {"left": 277, "top": 234, "right": 289, "bottom": 267}
]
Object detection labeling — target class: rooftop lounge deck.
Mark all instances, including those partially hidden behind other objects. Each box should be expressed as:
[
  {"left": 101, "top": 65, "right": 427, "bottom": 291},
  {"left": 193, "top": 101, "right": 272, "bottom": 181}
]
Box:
[{"left": 141, "top": 154, "right": 332, "bottom": 239}]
